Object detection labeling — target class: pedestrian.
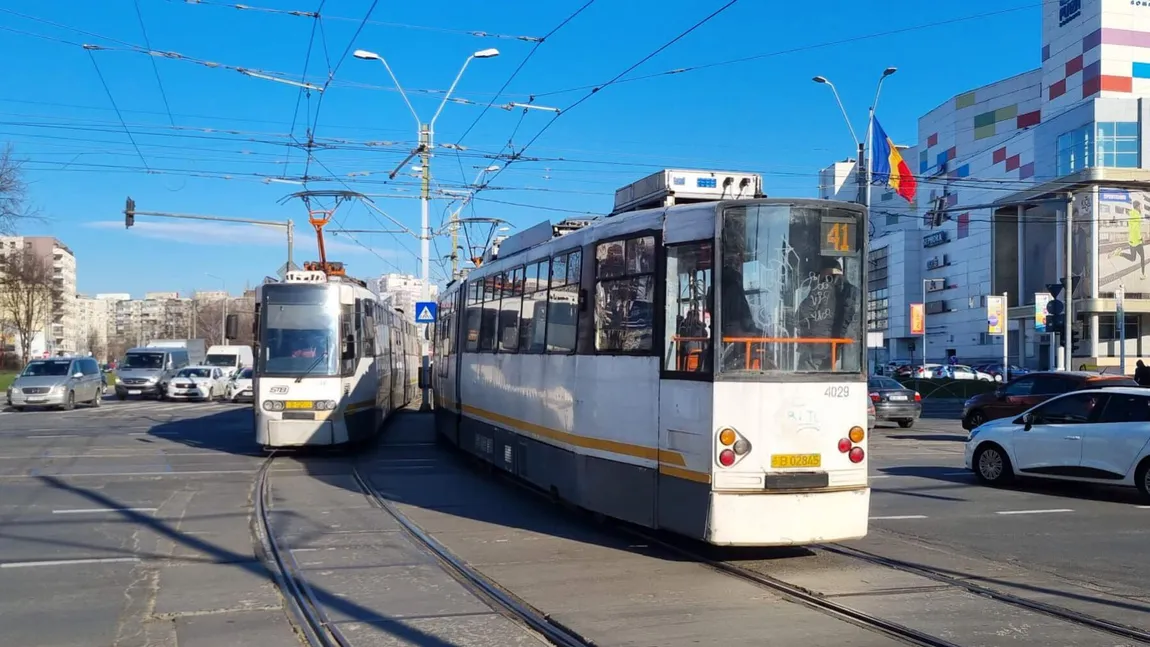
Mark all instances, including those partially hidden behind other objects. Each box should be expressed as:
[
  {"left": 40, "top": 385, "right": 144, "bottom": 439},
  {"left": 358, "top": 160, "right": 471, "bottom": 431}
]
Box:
[{"left": 1135, "top": 360, "right": 1150, "bottom": 386}]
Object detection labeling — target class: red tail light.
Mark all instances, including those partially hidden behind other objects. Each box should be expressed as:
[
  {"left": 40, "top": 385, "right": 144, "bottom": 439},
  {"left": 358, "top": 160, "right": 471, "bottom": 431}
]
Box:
[
  {"left": 914, "top": 391, "right": 922, "bottom": 402},
  {"left": 718, "top": 449, "right": 736, "bottom": 467},
  {"left": 837, "top": 438, "right": 851, "bottom": 453},
  {"left": 869, "top": 392, "right": 880, "bottom": 402},
  {"left": 848, "top": 447, "right": 865, "bottom": 463}
]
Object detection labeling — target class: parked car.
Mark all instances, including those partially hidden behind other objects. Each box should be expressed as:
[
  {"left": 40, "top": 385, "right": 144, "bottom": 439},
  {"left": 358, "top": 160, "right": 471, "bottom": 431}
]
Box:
[
  {"left": 961, "top": 371, "right": 1138, "bottom": 430},
  {"left": 5, "top": 356, "right": 104, "bottom": 411},
  {"left": 934, "top": 364, "right": 994, "bottom": 381},
  {"left": 868, "top": 376, "right": 922, "bottom": 428},
  {"left": 225, "top": 366, "right": 254, "bottom": 403},
  {"left": 965, "top": 387, "right": 1150, "bottom": 499},
  {"left": 867, "top": 398, "right": 876, "bottom": 430},
  {"left": 165, "top": 366, "right": 228, "bottom": 402}
]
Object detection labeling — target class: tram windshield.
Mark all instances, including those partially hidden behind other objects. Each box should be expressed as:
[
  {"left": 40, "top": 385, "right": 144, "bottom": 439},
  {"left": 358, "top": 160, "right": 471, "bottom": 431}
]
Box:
[
  {"left": 257, "top": 284, "right": 340, "bottom": 377},
  {"left": 717, "top": 203, "right": 864, "bottom": 376}
]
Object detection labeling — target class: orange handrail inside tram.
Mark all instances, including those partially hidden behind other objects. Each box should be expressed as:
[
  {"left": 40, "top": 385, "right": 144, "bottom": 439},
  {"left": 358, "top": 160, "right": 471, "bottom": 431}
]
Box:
[{"left": 671, "top": 335, "right": 855, "bottom": 370}]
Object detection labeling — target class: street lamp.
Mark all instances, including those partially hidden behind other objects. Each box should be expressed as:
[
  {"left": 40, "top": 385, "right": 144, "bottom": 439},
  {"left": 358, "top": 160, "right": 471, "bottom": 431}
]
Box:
[
  {"left": 812, "top": 67, "right": 897, "bottom": 207},
  {"left": 355, "top": 46, "right": 500, "bottom": 411},
  {"left": 206, "top": 273, "right": 227, "bottom": 345}
]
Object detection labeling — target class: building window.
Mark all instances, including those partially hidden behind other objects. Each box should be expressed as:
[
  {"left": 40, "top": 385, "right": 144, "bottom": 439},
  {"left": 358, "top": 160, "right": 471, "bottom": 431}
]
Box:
[
  {"left": 1099, "top": 314, "right": 1140, "bottom": 341},
  {"left": 957, "top": 212, "right": 970, "bottom": 239},
  {"left": 1057, "top": 125, "right": 1093, "bottom": 176},
  {"left": 867, "top": 247, "right": 889, "bottom": 332},
  {"left": 1096, "top": 122, "right": 1139, "bottom": 169}
]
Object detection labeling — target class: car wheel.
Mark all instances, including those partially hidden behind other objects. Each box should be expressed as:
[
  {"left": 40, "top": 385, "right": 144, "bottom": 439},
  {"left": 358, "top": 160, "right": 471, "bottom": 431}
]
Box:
[
  {"left": 12, "top": 406, "right": 24, "bottom": 412},
  {"left": 63, "top": 391, "right": 75, "bottom": 411},
  {"left": 898, "top": 419, "right": 914, "bottom": 428},
  {"left": 974, "top": 443, "right": 1014, "bottom": 486},
  {"left": 1136, "top": 459, "right": 1150, "bottom": 501},
  {"left": 92, "top": 391, "right": 101, "bottom": 407},
  {"left": 965, "top": 409, "right": 987, "bottom": 429}
]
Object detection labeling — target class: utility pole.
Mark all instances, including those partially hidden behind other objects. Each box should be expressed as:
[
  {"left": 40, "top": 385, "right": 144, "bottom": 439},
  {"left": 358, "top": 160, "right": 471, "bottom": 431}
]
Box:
[
  {"left": 1117, "top": 283, "right": 1126, "bottom": 374},
  {"left": 1064, "top": 192, "right": 1074, "bottom": 371}
]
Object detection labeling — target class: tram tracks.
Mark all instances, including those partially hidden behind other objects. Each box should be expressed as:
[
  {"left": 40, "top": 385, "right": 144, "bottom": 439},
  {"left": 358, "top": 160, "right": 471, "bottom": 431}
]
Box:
[
  {"left": 252, "top": 455, "right": 352, "bottom": 647},
  {"left": 622, "top": 525, "right": 1150, "bottom": 647}
]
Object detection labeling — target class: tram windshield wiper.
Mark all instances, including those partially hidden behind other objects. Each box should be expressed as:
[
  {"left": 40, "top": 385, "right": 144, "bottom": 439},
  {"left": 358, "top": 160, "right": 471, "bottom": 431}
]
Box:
[{"left": 294, "top": 349, "right": 329, "bottom": 383}]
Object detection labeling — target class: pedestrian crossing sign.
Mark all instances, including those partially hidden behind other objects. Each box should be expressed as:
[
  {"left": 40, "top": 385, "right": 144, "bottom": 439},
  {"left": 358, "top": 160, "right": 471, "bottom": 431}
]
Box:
[{"left": 414, "top": 301, "right": 437, "bottom": 323}]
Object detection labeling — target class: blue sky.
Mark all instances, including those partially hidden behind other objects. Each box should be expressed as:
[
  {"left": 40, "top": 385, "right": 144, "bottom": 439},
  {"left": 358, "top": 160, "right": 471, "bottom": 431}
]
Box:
[{"left": 1, "top": 0, "right": 1042, "bottom": 297}]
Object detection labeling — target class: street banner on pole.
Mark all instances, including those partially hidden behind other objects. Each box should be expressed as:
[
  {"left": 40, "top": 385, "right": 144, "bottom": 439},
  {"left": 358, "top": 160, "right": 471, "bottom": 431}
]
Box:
[
  {"left": 987, "top": 295, "right": 1006, "bottom": 335},
  {"left": 1034, "top": 292, "right": 1052, "bottom": 333},
  {"left": 910, "top": 303, "right": 925, "bottom": 335}
]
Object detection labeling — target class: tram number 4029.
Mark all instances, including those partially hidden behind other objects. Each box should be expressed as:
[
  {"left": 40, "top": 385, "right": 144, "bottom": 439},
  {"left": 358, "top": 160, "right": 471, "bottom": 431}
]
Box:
[{"left": 824, "top": 386, "right": 850, "bottom": 398}]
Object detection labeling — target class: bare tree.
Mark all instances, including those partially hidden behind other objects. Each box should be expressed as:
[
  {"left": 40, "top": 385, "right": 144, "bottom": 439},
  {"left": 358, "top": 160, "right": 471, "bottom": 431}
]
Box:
[
  {"left": 0, "top": 250, "right": 61, "bottom": 364},
  {"left": 194, "top": 299, "right": 226, "bottom": 346},
  {"left": 106, "top": 338, "right": 129, "bottom": 366},
  {"left": 0, "top": 144, "right": 35, "bottom": 234},
  {"left": 86, "top": 328, "right": 105, "bottom": 362}
]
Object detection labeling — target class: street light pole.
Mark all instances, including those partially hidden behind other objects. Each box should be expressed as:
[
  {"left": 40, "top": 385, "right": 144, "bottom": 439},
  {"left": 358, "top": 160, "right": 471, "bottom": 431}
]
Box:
[
  {"left": 812, "top": 67, "right": 896, "bottom": 209},
  {"left": 354, "top": 47, "right": 500, "bottom": 410},
  {"left": 1118, "top": 282, "right": 1126, "bottom": 375}
]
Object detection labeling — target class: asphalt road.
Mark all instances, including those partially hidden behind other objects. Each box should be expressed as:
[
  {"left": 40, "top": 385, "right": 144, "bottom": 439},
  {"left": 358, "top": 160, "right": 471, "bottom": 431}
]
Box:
[
  {"left": 0, "top": 397, "right": 294, "bottom": 647},
  {"left": 1, "top": 397, "right": 1146, "bottom": 646}
]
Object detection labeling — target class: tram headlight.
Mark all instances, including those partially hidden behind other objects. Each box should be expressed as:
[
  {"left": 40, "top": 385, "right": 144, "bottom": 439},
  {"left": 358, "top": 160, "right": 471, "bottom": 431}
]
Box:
[
  {"left": 262, "top": 400, "right": 285, "bottom": 412},
  {"left": 313, "top": 400, "right": 337, "bottom": 411},
  {"left": 262, "top": 400, "right": 273, "bottom": 411}
]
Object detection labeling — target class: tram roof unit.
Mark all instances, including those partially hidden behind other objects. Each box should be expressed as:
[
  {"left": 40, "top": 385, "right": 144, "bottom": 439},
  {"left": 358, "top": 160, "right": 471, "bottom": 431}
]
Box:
[
  {"left": 279, "top": 268, "right": 371, "bottom": 291},
  {"left": 610, "top": 169, "right": 764, "bottom": 216}
]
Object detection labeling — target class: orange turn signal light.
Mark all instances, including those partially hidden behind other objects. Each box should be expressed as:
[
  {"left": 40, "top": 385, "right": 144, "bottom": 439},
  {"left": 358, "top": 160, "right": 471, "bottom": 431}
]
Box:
[
  {"left": 718, "top": 428, "right": 737, "bottom": 446},
  {"left": 849, "top": 426, "right": 865, "bottom": 443}
]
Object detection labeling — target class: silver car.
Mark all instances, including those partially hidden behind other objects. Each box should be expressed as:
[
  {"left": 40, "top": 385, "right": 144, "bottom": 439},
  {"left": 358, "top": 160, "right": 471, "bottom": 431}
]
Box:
[{"left": 6, "top": 357, "right": 104, "bottom": 411}]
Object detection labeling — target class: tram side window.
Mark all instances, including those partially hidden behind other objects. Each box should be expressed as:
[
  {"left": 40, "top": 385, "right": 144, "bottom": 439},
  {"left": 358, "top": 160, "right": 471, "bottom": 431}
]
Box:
[
  {"left": 498, "top": 266, "right": 524, "bottom": 352},
  {"left": 362, "top": 300, "right": 376, "bottom": 356},
  {"left": 340, "top": 303, "right": 357, "bottom": 375},
  {"left": 663, "top": 242, "right": 713, "bottom": 374},
  {"left": 519, "top": 261, "right": 548, "bottom": 353},
  {"left": 595, "top": 236, "right": 655, "bottom": 353},
  {"left": 465, "top": 281, "right": 481, "bottom": 352},
  {"left": 478, "top": 274, "right": 499, "bottom": 351},
  {"left": 547, "top": 249, "right": 580, "bottom": 353}
]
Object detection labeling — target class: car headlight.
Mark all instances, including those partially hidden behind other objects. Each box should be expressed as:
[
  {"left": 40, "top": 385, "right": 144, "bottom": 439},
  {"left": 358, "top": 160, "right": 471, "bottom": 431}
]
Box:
[{"left": 53, "top": 384, "right": 66, "bottom": 393}]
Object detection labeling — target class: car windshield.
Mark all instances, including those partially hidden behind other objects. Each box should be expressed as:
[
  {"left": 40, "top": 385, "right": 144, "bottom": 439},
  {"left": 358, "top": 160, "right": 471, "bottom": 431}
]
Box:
[
  {"left": 177, "top": 368, "right": 212, "bottom": 378},
  {"left": 21, "top": 360, "right": 72, "bottom": 377},
  {"left": 205, "top": 354, "right": 236, "bottom": 367},
  {"left": 717, "top": 202, "right": 864, "bottom": 377},
  {"left": 238, "top": 368, "right": 253, "bottom": 379},
  {"left": 868, "top": 377, "right": 903, "bottom": 389},
  {"left": 123, "top": 353, "right": 164, "bottom": 370}
]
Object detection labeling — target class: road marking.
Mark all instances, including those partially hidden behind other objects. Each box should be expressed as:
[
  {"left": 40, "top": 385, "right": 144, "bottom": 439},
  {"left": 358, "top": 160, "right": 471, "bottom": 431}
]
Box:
[
  {"left": 0, "top": 469, "right": 256, "bottom": 479},
  {"left": 995, "top": 508, "right": 1074, "bottom": 515},
  {"left": 28, "top": 435, "right": 77, "bottom": 439},
  {"left": 869, "top": 515, "right": 929, "bottom": 520},
  {"left": 0, "top": 557, "right": 140, "bottom": 569},
  {"left": 1136, "top": 505, "right": 1150, "bottom": 509},
  {"left": 53, "top": 508, "right": 157, "bottom": 515}
]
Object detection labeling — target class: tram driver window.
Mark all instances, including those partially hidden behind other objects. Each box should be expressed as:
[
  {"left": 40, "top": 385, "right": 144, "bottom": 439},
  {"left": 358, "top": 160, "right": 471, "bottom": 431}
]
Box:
[
  {"left": 595, "top": 236, "right": 655, "bottom": 353},
  {"left": 664, "top": 241, "right": 713, "bottom": 373}
]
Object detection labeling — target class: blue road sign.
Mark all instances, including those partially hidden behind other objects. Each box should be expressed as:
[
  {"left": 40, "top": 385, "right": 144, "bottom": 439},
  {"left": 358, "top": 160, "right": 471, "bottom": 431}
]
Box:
[{"left": 414, "top": 301, "right": 438, "bottom": 324}]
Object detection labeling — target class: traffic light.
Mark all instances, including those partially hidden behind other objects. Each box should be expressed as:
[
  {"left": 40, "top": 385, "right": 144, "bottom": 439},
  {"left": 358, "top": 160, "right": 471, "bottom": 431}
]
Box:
[
  {"left": 1071, "top": 326, "right": 1083, "bottom": 354},
  {"left": 124, "top": 196, "right": 135, "bottom": 229}
]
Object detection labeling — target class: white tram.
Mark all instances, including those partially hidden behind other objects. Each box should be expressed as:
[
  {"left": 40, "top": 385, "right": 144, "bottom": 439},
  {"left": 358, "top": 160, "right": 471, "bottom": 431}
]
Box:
[
  {"left": 253, "top": 268, "right": 420, "bottom": 448},
  {"left": 432, "top": 198, "right": 871, "bottom": 546}
]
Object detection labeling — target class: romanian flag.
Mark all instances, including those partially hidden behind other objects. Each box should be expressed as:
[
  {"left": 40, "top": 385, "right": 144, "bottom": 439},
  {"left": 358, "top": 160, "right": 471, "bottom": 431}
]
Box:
[{"left": 871, "top": 116, "right": 917, "bottom": 203}]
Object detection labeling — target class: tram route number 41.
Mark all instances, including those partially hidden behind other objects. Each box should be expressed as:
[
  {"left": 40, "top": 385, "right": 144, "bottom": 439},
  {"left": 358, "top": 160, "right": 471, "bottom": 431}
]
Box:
[{"left": 824, "top": 386, "right": 849, "bottom": 398}]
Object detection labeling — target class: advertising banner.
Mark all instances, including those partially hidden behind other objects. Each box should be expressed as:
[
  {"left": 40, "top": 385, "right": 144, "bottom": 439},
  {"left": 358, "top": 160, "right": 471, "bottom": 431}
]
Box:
[
  {"left": 1035, "top": 292, "right": 1052, "bottom": 333},
  {"left": 910, "top": 303, "right": 925, "bottom": 335},
  {"left": 987, "top": 295, "right": 1006, "bottom": 335}
]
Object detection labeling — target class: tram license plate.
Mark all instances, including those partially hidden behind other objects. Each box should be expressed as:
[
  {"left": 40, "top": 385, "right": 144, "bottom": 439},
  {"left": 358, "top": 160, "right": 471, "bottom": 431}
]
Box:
[
  {"left": 771, "top": 454, "right": 821, "bottom": 468},
  {"left": 284, "top": 400, "right": 313, "bottom": 410}
]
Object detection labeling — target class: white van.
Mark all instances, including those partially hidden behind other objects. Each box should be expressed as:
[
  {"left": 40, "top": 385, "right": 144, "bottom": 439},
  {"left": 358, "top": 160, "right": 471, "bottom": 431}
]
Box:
[{"left": 203, "top": 345, "right": 254, "bottom": 378}]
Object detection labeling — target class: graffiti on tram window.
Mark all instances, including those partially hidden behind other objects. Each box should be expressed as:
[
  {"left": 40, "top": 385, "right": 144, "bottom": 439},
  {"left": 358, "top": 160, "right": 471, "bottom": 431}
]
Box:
[
  {"left": 718, "top": 205, "right": 864, "bottom": 374},
  {"left": 595, "top": 235, "right": 656, "bottom": 352}
]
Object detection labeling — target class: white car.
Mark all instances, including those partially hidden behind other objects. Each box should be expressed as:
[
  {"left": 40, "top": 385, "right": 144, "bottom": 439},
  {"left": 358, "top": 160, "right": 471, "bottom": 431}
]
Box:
[
  {"left": 165, "top": 366, "right": 228, "bottom": 402},
  {"left": 964, "top": 387, "right": 1150, "bottom": 500},
  {"left": 225, "top": 367, "right": 253, "bottom": 403},
  {"left": 934, "top": 364, "right": 995, "bottom": 381}
]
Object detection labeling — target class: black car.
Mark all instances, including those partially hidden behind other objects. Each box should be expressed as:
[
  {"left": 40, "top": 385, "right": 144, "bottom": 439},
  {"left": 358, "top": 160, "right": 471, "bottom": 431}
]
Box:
[{"left": 867, "top": 376, "right": 922, "bottom": 428}]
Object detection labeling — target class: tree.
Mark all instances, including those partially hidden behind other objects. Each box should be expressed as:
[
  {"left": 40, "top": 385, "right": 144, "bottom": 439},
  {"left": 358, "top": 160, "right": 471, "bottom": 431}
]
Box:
[
  {"left": 86, "top": 327, "right": 106, "bottom": 362},
  {"left": 0, "top": 144, "right": 35, "bottom": 235},
  {"left": 0, "top": 250, "right": 62, "bottom": 364}
]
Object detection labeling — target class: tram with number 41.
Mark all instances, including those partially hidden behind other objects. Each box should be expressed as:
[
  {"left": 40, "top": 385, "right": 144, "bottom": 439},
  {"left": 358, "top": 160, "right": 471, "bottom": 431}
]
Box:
[{"left": 431, "top": 172, "right": 870, "bottom": 546}]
